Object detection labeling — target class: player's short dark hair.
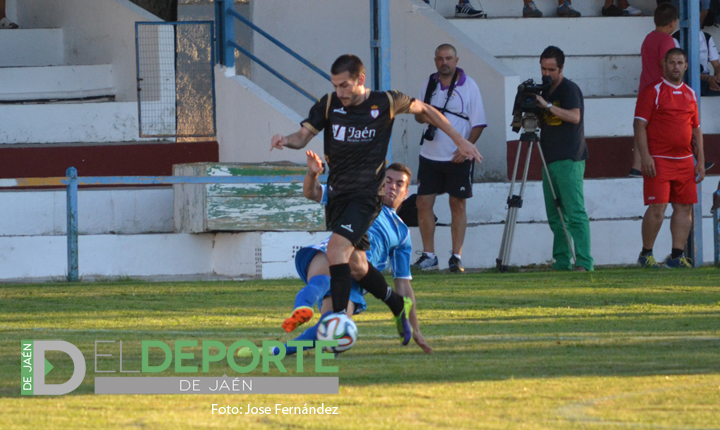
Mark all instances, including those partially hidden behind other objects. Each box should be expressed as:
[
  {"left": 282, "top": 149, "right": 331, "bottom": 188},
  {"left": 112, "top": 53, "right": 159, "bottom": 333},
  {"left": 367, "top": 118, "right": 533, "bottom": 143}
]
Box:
[
  {"left": 540, "top": 45, "right": 565, "bottom": 69},
  {"left": 435, "top": 44, "right": 457, "bottom": 57},
  {"left": 654, "top": 2, "right": 678, "bottom": 27},
  {"left": 331, "top": 55, "right": 365, "bottom": 79},
  {"left": 665, "top": 47, "right": 687, "bottom": 62},
  {"left": 387, "top": 163, "right": 412, "bottom": 183}
]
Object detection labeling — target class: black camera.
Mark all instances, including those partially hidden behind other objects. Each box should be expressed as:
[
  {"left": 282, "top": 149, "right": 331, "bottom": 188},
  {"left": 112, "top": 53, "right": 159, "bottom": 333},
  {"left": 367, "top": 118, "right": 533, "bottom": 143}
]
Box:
[
  {"left": 510, "top": 76, "right": 551, "bottom": 133},
  {"left": 423, "top": 125, "right": 437, "bottom": 142}
]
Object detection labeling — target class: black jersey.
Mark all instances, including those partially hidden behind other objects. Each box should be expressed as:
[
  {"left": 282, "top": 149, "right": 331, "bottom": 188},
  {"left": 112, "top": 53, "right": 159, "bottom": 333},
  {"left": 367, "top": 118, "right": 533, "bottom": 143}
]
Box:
[{"left": 302, "top": 90, "right": 413, "bottom": 195}]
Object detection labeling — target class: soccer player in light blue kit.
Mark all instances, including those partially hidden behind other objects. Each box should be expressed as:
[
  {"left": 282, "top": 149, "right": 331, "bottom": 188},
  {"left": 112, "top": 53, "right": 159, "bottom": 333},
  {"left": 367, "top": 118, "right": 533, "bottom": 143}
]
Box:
[{"left": 239, "top": 151, "right": 432, "bottom": 357}]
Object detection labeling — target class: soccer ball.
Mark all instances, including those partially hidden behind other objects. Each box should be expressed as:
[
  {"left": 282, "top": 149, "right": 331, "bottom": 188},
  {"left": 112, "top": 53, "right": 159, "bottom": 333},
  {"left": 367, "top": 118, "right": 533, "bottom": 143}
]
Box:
[{"left": 316, "top": 312, "right": 358, "bottom": 353}]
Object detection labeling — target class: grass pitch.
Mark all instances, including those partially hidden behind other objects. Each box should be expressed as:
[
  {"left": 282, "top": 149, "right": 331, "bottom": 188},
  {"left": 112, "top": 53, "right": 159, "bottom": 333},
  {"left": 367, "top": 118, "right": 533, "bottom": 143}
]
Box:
[{"left": 1, "top": 268, "right": 719, "bottom": 429}]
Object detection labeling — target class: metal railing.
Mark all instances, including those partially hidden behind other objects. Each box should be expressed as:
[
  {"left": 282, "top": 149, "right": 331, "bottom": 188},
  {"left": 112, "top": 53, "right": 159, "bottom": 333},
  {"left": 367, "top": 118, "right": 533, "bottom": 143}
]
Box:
[
  {"left": 215, "top": 0, "right": 330, "bottom": 102},
  {"left": 1, "top": 171, "right": 719, "bottom": 280},
  {"left": 2, "top": 167, "right": 326, "bottom": 282}
]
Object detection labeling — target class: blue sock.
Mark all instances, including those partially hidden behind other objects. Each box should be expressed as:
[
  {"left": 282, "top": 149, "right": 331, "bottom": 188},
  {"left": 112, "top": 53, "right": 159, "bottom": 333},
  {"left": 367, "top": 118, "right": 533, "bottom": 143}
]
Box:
[
  {"left": 293, "top": 275, "right": 330, "bottom": 310},
  {"left": 284, "top": 311, "right": 333, "bottom": 355}
]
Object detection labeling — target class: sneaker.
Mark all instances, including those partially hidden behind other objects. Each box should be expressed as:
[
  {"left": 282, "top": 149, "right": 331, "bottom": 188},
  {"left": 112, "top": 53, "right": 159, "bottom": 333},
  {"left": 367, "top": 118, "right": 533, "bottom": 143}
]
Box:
[
  {"left": 523, "top": 1, "right": 543, "bottom": 17},
  {"left": 448, "top": 255, "right": 465, "bottom": 273},
  {"left": 0, "top": 17, "right": 19, "bottom": 29},
  {"left": 664, "top": 255, "right": 692, "bottom": 268},
  {"left": 557, "top": 1, "right": 581, "bottom": 17},
  {"left": 602, "top": 4, "right": 628, "bottom": 16},
  {"left": 394, "top": 296, "right": 413, "bottom": 346},
  {"left": 637, "top": 253, "right": 660, "bottom": 268},
  {"left": 622, "top": 5, "right": 642, "bottom": 16},
  {"left": 455, "top": 1, "right": 487, "bottom": 18},
  {"left": 281, "top": 306, "right": 314, "bottom": 333},
  {"left": 705, "top": 161, "right": 715, "bottom": 171},
  {"left": 572, "top": 265, "right": 588, "bottom": 272},
  {"left": 629, "top": 168, "right": 642, "bottom": 178},
  {"left": 413, "top": 252, "right": 439, "bottom": 271}
]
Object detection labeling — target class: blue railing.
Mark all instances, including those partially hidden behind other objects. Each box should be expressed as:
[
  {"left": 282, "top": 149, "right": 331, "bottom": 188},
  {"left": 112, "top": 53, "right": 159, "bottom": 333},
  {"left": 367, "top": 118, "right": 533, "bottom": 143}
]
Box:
[
  {"left": 1, "top": 167, "right": 327, "bottom": 282},
  {"left": 215, "top": 0, "right": 330, "bottom": 102}
]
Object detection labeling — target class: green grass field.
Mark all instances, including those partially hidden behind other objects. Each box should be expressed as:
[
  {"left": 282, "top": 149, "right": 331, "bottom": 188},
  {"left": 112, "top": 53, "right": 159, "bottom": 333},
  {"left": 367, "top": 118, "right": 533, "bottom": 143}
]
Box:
[{"left": 2, "top": 268, "right": 719, "bottom": 429}]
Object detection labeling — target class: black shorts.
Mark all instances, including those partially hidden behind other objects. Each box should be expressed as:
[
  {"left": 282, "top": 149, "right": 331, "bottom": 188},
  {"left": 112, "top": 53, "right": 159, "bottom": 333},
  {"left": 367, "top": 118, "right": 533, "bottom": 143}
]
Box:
[
  {"left": 417, "top": 155, "right": 474, "bottom": 199},
  {"left": 325, "top": 192, "right": 382, "bottom": 251}
]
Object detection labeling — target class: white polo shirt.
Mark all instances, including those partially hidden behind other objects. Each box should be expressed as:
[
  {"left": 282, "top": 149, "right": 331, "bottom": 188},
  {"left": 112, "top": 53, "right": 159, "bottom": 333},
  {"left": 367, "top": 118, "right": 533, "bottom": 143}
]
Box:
[
  {"left": 418, "top": 68, "right": 487, "bottom": 162},
  {"left": 673, "top": 31, "right": 719, "bottom": 74}
]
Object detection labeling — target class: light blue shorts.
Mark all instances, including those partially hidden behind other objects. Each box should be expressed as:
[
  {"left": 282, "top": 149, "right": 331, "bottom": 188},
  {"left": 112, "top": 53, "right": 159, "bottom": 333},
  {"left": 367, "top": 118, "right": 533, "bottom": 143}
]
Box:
[{"left": 294, "top": 247, "right": 368, "bottom": 315}]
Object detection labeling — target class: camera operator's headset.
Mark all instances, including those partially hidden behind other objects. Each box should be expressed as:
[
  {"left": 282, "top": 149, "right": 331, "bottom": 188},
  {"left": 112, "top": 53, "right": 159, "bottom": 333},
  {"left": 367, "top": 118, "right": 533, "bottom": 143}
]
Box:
[{"left": 420, "top": 69, "right": 470, "bottom": 145}]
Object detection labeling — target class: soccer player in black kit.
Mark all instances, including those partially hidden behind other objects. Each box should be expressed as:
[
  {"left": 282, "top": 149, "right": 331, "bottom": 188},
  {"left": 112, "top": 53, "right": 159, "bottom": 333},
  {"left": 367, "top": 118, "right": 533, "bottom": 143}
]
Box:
[{"left": 271, "top": 54, "right": 482, "bottom": 345}]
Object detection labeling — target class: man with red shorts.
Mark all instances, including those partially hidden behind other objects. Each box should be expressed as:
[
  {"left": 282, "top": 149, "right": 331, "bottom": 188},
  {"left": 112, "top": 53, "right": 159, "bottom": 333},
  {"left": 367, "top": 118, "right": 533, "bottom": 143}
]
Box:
[{"left": 634, "top": 48, "right": 706, "bottom": 268}]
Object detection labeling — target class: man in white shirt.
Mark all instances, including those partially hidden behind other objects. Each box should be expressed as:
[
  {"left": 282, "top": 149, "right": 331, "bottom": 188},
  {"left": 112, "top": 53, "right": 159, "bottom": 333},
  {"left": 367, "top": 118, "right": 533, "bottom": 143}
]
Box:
[
  {"left": 413, "top": 44, "right": 487, "bottom": 273},
  {"left": 673, "top": 28, "right": 720, "bottom": 96}
]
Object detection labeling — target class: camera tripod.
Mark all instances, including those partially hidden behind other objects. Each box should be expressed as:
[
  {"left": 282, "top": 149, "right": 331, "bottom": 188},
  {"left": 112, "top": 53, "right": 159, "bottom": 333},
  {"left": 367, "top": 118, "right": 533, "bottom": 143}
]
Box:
[{"left": 496, "top": 115, "right": 575, "bottom": 272}]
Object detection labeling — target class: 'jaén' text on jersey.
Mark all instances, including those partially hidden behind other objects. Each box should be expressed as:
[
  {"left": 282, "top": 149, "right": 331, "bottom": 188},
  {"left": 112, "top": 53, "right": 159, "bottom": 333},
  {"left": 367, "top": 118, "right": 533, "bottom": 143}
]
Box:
[{"left": 302, "top": 90, "right": 413, "bottom": 196}]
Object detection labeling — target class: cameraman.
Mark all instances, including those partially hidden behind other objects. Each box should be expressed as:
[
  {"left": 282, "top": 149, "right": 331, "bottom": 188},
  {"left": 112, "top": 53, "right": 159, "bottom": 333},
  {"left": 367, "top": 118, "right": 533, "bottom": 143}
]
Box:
[
  {"left": 412, "top": 44, "right": 487, "bottom": 273},
  {"left": 533, "top": 46, "right": 594, "bottom": 271}
]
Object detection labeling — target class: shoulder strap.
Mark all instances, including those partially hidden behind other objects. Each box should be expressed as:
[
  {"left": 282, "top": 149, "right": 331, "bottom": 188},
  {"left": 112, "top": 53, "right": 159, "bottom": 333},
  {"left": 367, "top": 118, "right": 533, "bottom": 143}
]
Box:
[
  {"left": 385, "top": 91, "right": 395, "bottom": 120},
  {"left": 445, "top": 69, "right": 459, "bottom": 105},
  {"left": 704, "top": 31, "right": 711, "bottom": 46},
  {"left": 324, "top": 92, "right": 333, "bottom": 120},
  {"left": 423, "top": 73, "right": 438, "bottom": 105}
]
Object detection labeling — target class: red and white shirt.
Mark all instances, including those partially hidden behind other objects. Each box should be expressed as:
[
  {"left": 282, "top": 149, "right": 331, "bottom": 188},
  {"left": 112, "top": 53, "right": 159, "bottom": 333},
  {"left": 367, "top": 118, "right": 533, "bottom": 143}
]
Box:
[{"left": 634, "top": 79, "right": 699, "bottom": 159}]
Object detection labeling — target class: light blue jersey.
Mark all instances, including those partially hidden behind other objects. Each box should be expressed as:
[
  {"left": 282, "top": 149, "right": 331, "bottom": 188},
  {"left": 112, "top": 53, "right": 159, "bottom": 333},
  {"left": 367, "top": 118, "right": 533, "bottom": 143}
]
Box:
[
  {"left": 296, "top": 185, "right": 412, "bottom": 283},
  {"left": 294, "top": 185, "right": 412, "bottom": 313}
]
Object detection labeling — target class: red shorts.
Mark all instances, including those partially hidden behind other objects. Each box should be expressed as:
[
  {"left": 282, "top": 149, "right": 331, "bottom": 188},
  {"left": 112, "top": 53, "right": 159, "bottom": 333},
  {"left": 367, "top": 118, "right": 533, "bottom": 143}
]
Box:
[{"left": 643, "top": 156, "right": 697, "bottom": 205}]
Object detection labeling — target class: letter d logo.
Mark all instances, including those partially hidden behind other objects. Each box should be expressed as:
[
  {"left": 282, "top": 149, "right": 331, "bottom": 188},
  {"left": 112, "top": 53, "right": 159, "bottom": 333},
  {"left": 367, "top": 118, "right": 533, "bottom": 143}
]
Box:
[{"left": 31, "top": 341, "right": 86, "bottom": 395}]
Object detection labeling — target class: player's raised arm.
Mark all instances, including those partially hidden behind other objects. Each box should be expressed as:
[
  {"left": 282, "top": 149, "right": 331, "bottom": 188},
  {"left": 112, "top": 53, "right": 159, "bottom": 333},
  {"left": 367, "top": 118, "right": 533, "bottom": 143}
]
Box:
[
  {"left": 303, "top": 150, "right": 325, "bottom": 203},
  {"left": 270, "top": 125, "right": 316, "bottom": 151},
  {"left": 394, "top": 278, "right": 433, "bottom": 354},
  {"left": 409, "top": 100, "right": 482, "bottom": 162}
]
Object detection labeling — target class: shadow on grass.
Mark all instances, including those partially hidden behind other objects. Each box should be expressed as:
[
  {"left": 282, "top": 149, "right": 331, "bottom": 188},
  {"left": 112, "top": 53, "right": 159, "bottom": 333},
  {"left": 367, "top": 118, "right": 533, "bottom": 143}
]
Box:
[{"left": 1, "top": 268, "right": 719, "bottom": 396}]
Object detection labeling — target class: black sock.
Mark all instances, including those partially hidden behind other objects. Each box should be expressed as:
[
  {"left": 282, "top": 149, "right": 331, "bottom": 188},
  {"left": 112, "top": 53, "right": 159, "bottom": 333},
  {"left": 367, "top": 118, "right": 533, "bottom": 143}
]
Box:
[
  {"left": 641, "top": 248, "right": 653, "bottom": 256},
  {"left": 671, "top": 248, "right": 684, "bottom": 259},
  {"left": 329, "top": 264, "right": 352, "bottom": 313},
  {"left": 357, "top": 263, "right": 404, "bottom": 316}
]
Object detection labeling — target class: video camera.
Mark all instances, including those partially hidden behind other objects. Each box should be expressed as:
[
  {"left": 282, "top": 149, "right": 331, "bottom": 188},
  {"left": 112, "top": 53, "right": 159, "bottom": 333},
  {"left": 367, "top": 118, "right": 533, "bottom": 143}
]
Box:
[{"left": 510, "top": 76, "right": 551, "bottom": 133}]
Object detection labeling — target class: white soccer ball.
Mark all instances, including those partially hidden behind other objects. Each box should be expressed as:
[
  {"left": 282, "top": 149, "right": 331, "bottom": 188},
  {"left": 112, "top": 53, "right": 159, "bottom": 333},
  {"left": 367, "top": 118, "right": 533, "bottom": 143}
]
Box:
[{"left": 316, "top": 312, "right": 358, "bottom": 353}]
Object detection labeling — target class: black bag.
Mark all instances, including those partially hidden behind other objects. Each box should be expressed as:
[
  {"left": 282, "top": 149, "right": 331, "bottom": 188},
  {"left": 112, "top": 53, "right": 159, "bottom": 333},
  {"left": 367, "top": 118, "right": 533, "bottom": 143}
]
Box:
[
  {"left": 397, "top": 194, "right": 437, "bottom": 227},
  {"left": 397, "top": 194, "right": 420, "bottom": 226}
]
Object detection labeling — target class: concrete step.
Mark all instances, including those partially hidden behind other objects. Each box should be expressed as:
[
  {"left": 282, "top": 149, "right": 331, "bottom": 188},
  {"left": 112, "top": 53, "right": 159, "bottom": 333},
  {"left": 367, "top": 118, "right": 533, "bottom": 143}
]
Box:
[
  {"left": 499, "top": 55, "right": 640, "bottom": 97},
  {"left": 428, "top": 0, "right": 658, "bottom": 19},
  {"left": 0, "top": 65, "right": 115, "bottom": 102},
  {"left": 0, "top": 101, "right": 158, "bottom": 144},
  {"left": 0, "top": 28, "right": 65, "bottom": 67},
  {"left": 452, "top": 16, "right": 653, "bottom": 57}
]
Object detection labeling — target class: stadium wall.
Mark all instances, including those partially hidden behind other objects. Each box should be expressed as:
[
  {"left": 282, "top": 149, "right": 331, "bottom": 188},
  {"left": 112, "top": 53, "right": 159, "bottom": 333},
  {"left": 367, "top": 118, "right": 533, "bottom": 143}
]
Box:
[
  {"left": 213, "top": 68, "right": 324, "bottom": 165},
  {"left": 0, "top": 178, "right": 717, "bottom": 281}
]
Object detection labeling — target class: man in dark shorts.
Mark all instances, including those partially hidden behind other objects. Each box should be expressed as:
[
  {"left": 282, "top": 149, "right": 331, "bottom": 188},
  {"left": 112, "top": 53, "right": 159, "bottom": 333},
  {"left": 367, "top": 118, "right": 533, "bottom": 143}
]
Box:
[
  {"left": 634, "top": 48, "right": 705, "bottom": 268},
  {"left": 270, "top": 54, "right": 481, "bottom": 341},
  {"left": 413, "top": 44, "right": 487, "bottom": 273}
]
